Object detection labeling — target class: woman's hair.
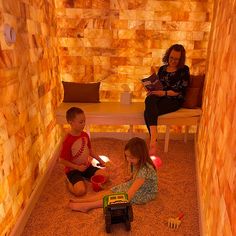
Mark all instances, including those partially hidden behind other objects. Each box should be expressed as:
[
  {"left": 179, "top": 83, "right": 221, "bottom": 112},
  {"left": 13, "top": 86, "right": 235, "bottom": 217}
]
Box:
[
  {"left": 66, "top": 107, "right": 84, "bottom": 122},
  {"left": 162, "top": 44, "right": 186, "bottom": 68},
  {"left": 124, "top": 137, "right": 156, "bottom": 170}
]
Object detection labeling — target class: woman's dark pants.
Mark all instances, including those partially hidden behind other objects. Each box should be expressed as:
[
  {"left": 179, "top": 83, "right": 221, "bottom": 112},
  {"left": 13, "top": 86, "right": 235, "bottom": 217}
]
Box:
[{"left": 144, "top": 95, "right": 181, "bottom": 134}]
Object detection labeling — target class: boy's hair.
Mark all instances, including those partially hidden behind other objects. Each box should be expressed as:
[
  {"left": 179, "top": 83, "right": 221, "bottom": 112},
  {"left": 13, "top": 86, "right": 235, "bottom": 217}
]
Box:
[
  {"left": 66, "top": 107, "right": 84, "bottom": 122},
  {"left": 162, "top": 44, "right": 186, "bottom": 69},
  {"left": 124, "top": 137, "right": 156, "bottom": 170}
]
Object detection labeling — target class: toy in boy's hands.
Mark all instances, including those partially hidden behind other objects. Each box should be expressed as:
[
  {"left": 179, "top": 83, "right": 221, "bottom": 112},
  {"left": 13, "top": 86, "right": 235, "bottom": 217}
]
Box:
[
  {"left": 97, "top": 161, "right": 112, "bottom": 168},
  {"left": 97, "top": 162, "right": 106, "bottom": 167}
]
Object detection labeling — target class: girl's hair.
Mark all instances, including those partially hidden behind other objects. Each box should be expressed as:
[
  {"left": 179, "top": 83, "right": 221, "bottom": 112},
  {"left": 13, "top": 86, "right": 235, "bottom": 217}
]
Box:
[
  {"left": 66, "top": 107, "right": 84, "bottom": 122},
  {"left": 162, "top": 44, "right": 186, "bottom": 68},
  {"left": 124, "top": 137, "right": 156, "bottom": 170}
]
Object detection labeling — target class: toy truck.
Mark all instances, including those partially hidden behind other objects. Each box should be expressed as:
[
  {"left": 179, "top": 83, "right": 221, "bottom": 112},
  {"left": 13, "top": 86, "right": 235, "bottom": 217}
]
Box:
[{"left": 103, "top": 193, "right": 133, "bottom": 233}]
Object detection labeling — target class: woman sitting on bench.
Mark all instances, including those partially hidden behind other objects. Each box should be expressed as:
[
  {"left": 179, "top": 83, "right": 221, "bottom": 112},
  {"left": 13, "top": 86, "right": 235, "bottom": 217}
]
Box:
[{"left": 144, "top": 44, "right": 190, "bottom": 155}]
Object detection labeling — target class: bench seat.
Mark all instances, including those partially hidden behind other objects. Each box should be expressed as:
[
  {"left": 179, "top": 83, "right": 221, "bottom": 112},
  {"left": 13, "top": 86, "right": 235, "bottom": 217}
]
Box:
[{"left": 56, "top": 102, "right": 202, "bottom": 152}]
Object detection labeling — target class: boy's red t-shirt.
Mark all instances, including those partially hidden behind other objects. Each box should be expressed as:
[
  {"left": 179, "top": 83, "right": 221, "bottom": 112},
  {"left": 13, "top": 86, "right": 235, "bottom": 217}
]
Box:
[{"left": 60, "top": 131, "right": 91, "bottom": 173}]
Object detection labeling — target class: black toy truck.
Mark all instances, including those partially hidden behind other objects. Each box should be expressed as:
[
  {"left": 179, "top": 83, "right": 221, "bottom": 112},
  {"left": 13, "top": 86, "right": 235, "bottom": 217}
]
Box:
[{"left": 103, "top": 193, "right": 133, "bottom": 233}]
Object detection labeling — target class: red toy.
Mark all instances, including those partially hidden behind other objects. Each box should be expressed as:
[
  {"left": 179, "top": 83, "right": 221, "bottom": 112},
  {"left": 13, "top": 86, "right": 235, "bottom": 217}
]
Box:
[
  {"left": 91, "top": 174, "right": 106, "bottom": 192},
  {"left": 150, "top": 155, "right": 162, "bottom": 169}
]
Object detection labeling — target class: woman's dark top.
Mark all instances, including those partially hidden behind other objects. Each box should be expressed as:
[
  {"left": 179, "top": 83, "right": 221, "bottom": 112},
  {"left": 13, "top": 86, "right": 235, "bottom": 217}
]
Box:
[{"left": 158, "top": 65, "right": 190, "bottom": 103}]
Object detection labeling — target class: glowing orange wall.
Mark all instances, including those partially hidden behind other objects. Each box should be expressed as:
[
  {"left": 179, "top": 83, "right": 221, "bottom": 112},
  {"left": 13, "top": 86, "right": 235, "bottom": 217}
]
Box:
[
  {"left": 5, "top": 0, "right": 235, "bottom": 235},
  {"left": 0, "top": 0, "right": 61, "bottom": 234},
  {"left": 197, "top": 0, "right": 236, "bottom": 235},
  {"left": 55, "top": 0, "right": 213, "bottom": 101}
]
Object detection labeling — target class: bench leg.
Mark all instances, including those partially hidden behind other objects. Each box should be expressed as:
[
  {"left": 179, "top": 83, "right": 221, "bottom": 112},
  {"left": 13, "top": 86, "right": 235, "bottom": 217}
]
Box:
[
  {"left": 184, "top": 126, "right": 189, "bottom": 143},
  {"left": 128, "top": 125, "right": 134, "bottom": 138},
  {"left": 194, "top": 125, "right": 199, "bottom": 145},
  {"left": 164, "top": 125, "right": 170, "bottom": 153}
]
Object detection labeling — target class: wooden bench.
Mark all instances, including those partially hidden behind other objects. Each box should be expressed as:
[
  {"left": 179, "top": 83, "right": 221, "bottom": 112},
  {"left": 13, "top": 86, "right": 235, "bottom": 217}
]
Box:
[{"left": 56, "top": 102, "right": 202, "bottom": 152}]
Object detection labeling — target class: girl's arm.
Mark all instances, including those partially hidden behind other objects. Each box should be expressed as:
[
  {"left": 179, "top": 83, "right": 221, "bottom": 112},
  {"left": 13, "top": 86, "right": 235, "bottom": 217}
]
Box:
[{"left": 127, "top": 177, "right": 145, "bottom": 200}]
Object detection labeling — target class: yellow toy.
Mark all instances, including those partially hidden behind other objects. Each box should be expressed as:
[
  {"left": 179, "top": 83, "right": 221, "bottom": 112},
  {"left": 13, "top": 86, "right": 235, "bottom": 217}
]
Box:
[{"left": 167, "top": 212, "right": 184, "bottom": 229}]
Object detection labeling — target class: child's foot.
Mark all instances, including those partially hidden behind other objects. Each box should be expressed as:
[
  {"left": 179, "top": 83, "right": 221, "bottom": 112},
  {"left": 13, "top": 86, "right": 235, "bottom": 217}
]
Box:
[
  {"left": 69, "top": 198, "right": 88, "bottom": 203},
  {"left": 69, "top": 198, "right": 80, "bottom": 203},
  {"left": 68, "top": 202, "right": 89, "bottom": 213}
]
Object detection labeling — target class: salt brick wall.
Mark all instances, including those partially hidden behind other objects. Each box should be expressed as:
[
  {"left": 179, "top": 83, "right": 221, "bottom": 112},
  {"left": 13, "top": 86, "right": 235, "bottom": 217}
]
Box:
[
  {"left": 0, "top": 0, "right": 62, "bottom": 235},
  {"left": 1, "top": 0, "right": 228, "bottom": 235},
  {"left": 197, "top": 0, "right": 236, "bottom": 235},
  {"left": 55, "top": 0, "right": 213, "bottom": 101}
]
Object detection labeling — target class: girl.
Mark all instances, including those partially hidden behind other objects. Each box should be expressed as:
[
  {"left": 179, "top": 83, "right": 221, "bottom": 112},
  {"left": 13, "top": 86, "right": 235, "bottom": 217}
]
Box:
[{"left": 69, "top": 137, "right": 157, "bottom": 212}]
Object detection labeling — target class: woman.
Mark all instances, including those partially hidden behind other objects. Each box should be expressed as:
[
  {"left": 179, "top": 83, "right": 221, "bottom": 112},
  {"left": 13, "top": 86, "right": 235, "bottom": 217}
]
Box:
[{"left": 144, "top": 44, "right": 190, "bottom": 155}]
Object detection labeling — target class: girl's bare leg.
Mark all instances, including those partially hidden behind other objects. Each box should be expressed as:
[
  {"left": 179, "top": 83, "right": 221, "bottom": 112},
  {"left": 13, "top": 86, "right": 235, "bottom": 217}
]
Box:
[
  {"left": 70, "top": 190, "right": 111, "bottom": 203},
  {"left": 69, "top": 200, "right": 103, "bottom": 212}
]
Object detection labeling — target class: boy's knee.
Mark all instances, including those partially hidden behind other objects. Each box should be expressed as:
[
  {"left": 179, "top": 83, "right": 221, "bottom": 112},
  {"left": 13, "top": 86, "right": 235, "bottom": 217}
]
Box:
[{"left": 73, "top": 181, "right": 86, "bottom": 196}]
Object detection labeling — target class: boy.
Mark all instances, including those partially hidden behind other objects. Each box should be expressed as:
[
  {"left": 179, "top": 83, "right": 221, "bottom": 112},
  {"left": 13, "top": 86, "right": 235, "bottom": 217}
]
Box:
[{"left": 60, "top": 107, "right": 108, "bottom": 196}]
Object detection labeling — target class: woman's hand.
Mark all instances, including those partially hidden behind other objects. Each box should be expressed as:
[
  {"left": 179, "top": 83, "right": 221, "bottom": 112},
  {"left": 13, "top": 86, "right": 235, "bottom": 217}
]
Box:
[
  {"left": 147, "top": 90, "right": 180, "bottom": 97},
  {"left": 147, "top": 90, "right": 165, "bottom": 97},
  {"left": 167, "top": 90, "right": 179, "bottom": 96}
]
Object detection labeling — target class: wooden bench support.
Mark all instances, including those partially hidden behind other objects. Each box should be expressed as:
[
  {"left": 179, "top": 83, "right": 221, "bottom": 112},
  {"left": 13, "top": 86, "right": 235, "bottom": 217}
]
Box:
[
  {"left": 164, "top": 126, "right": 170, "bottom": 153},
  {"left": 184, "top": 126, "right": 189, "bottom": 143}
]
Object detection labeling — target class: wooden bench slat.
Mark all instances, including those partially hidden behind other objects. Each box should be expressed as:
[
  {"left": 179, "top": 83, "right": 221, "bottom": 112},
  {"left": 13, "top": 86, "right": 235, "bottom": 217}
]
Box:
[
  {"left": 56, "top": 102, "right": 202, "bottom": 152},
  {"left": 56, "top": 102, "right": 201, "bottom": 124}
]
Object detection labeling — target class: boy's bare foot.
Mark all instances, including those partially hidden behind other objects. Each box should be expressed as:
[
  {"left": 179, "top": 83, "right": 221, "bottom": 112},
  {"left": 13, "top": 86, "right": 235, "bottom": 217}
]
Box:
[{"left": 68, "top": 202, "right": 89, "bottom": 213}]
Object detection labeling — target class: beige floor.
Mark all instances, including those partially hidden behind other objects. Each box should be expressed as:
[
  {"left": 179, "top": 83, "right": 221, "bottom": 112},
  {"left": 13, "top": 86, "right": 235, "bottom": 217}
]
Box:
[{"left": 23, "top": 138, "right": 200, "bottom": 236}]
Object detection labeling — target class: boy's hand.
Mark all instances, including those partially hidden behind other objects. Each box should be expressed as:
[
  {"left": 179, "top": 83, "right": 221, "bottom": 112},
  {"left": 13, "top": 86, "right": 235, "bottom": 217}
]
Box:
[
  {"left": 97, "top": 161, "right": 106, "bottom": 167},
  {"left": 75, "top": 164, "right": 87, "bottom": 172}
]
